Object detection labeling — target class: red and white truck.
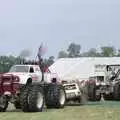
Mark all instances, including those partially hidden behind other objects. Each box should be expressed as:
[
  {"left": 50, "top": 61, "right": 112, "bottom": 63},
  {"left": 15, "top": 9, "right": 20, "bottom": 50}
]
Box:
[{"left": 0, "top": 63, "right": 66, "bottom": 112}]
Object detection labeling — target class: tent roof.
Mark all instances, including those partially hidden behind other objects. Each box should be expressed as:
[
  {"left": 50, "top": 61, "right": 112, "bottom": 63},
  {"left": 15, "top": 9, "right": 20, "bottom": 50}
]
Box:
[{"left": 49, "top": 57, "right": 120, "bottom": 80}]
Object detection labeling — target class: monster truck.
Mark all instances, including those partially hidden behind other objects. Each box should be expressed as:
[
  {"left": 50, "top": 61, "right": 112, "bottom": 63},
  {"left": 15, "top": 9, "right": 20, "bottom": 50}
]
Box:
[
  {"left": 87, "top": 64, "right": 120, "bottom": 101},
  {"left": 0, "top": 63, "right": 66, "bottom": 112}
]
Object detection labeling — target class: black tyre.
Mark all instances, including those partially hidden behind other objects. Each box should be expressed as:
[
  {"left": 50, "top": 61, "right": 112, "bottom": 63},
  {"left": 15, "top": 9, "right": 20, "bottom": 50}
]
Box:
[
  {"left": 15, "top": 86, "right": 27, "bottom": 109},
  {"left": 88, "top": 82, "right": 101, "bottom": 101},
  {"left": 20, "top": 85, "right": 31, "bottom": 112},
  {"left": 114, "top": 83, "right": 120, "bottom": 100},
  {"left": 88, "top": 82, "right": 96, "bottom": 101},
  {"left": 0, "top": 96, "right": 8, "bottom": 112},
  {"left": 103, "top": 93, "right": 113, "bottom": 100},
  {"left": 95, "top": 94, "right": 101, "bottom": 101},
  {"left": 45, "top": 84, "right": 66, "bottom": 108},
  {"left": 14, "top": 101, "right": 21, "bottom": 109},
  {"left": 28, "top": 85, "right": 44, "bottom": 112}
]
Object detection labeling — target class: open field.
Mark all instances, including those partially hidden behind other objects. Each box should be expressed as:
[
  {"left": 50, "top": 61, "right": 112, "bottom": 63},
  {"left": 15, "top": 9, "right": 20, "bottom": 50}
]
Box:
[{"left": 0, "top": 101, "right": 120, "bottom": 120}]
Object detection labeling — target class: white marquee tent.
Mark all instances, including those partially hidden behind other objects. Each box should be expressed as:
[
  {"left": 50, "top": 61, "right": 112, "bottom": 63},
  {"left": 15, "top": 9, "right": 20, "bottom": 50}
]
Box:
[{"left": 49, "top": 57, "right": 120, "bottom": 81}]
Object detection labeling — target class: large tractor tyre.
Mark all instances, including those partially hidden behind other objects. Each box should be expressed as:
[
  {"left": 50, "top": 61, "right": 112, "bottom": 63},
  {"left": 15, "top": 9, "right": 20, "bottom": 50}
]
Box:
[
  {"left": 103, "top": 94, "right": 113, "bottom": 100},
  {"left": 15, "top": 85, "right": 28, "bottom": 109},
  {"left": 27, "top": 85, "right": 44, "bottom": 112},
  {"left": 114, "top": 84, "right": 120, "bottom": 100},
  {"left": 88, "top": 83, "right": 96, "bottom": 101},
  {"left": 96, "top": 94, "right": 101, "bottom": 101},
  {"left": 20, "top": 85, "right": 32, "bottom": 112},
  {"left": 45, "top": 84, "right": 66, "bottom": 109},
  {"left": 0, "top": 96, "right": 8, "bottom": 112},
  {"left": 88, "top": 83, "right": 101, "bottom": 101},
  {"left": 14, "top": 101, "right": 21, "bottom": 109}
]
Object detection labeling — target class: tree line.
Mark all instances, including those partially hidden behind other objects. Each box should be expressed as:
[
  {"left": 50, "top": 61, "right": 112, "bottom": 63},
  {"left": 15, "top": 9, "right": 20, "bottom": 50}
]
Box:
[
  {"left": 0, "top": 42, "right": 120, "bottom": 72},
  {"left": 58, "top": 42, "right": 120, "bottom": 58},
  {"left": 0, "top": 55, "right": 55, "bottom": 73}
]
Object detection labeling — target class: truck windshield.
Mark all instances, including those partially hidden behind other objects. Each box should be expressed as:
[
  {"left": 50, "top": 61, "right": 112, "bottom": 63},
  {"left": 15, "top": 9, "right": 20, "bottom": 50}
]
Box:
[{"left": 9, "top": 65, "right": 29, "bottom": 72}]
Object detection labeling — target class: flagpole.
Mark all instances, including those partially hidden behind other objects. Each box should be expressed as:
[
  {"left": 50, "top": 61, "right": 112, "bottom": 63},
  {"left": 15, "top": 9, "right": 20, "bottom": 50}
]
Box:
[{"left": 34, "top": 49, "right": 37, "bottom": 62}]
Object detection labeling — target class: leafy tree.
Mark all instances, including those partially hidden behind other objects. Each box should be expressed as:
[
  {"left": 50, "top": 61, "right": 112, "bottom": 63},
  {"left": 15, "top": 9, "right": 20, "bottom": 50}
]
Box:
[
  {"left": 47, "top": 56, "right": 54, "bottom": 66},
  {"left": 82, "top": 48, "right": 100, "bottom": 57},
  {"left": 58, "top": 50, "right": 68, "bottom": 58},
  {"left": 116, "top": 50, "right": 120, "bottom": 57},
  {"left": 43, "top": 56, "right": 55, "bottom": 67},
  {"left": 67, "top": 43, "right": 81, "bottom": 57},
  {"left": 0, "top": 56, "right": 14, "bottom": 72},
  {"left": 0, "top": 55, "right": 26, "bottom": 72},
  {"left": 100, "top": 46, "right": 116, "bottom": 57}
]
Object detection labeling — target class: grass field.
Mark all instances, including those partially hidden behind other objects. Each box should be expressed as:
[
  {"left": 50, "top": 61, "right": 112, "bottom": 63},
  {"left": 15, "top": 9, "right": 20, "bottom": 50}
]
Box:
[{"left": 0, "top": 101, "right": 120, "bottom": 120}]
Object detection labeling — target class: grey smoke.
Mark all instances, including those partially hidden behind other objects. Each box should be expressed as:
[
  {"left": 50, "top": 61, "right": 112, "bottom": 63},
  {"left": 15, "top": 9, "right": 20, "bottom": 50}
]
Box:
[{"left": 19, "top": 49, "right": 32, "bottom": 58}]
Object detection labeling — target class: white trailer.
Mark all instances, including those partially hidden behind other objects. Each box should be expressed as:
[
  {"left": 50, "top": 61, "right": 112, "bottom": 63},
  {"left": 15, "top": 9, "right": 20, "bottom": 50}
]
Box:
[{"left": 49, "top": 57, "right": 120, "bottom": 82}]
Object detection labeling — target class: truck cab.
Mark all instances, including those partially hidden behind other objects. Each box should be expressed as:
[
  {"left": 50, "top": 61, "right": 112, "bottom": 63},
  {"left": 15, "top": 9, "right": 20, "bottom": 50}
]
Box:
[{"left": 6, "top": 64, "right": 42, "bottom": 85}]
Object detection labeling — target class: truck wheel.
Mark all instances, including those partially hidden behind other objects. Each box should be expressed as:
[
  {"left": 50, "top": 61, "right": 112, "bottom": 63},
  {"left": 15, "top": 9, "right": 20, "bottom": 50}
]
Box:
[
  {"left": 28, "top": 85, "right": 44, "bottom": 112},
  {"left": 14, "top": 101, "right": 21, "bottom": 109},
  {"left": 103, "top": 94, "right": 113, "bottom": 100},
  {"left": 0, "top": 96, "right": 8, "bottom": 112},
  {"left": 45, "top": 84, "right": 66, "bottom": 108},
  {"left": 20, "top": 85, "right": 31, "bottom": 112},
  {"left": 88, "top": 82, "right": 101, "bottom": 101},
  {"left": 114, "top": 84, "right": 120, "bottom": 100},
  {"left": 88, "top": 82, "right": 96, "bottom": 101},
  {"left": 95, "top": 94, "right": 101, "bottom": 101}
]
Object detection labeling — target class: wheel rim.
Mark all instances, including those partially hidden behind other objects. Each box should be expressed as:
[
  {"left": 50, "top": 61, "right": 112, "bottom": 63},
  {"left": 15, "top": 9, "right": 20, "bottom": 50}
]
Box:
[
  {"left": 59, "top": 89, "right": 65, "bottom": 105},
  {"left": 37, "top": 92, "right": 44, "bottom": 109}
]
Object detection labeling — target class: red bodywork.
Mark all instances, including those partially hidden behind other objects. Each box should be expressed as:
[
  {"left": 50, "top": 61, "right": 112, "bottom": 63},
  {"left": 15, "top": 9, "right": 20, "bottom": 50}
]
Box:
[{"left": 0, "top": 73, "right": 20, "bottom": 95}]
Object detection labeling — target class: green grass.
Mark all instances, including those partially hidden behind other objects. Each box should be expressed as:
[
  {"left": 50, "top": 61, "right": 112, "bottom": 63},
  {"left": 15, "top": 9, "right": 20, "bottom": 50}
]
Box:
[{"left": 0, "top": 101, "right": 120, "bottom": 120}]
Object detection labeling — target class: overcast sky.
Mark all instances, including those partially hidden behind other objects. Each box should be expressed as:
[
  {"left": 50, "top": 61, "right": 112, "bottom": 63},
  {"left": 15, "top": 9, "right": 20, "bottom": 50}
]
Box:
[{"left": 0, "top": 0, "right": 120, "bottom": 59}]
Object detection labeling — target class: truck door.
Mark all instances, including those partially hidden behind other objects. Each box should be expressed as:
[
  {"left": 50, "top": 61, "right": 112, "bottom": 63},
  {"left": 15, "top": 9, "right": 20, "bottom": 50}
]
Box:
[
  {"left": 29, "top": 66, "right": 40, "bottom": 82},
  {"left": 34, "top": 66, "right": 42, "bottom": 82}
]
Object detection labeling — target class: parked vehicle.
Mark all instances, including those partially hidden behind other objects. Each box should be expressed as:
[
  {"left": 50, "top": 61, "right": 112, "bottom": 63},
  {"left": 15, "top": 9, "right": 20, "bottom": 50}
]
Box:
[{"left": 87, "top": 64, "right": 120, "bottom": 101}]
